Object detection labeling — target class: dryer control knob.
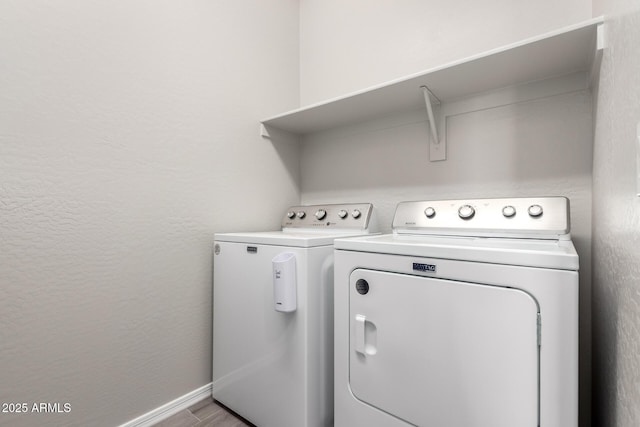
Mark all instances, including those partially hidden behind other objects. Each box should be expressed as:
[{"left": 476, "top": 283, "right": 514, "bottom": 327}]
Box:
[
  {"left": 286, "top": 211, "right": 296, "bottom": 219},
  {"left": 528, "top": 204, "right": 543, "bottom": 217},
  {"left": 296, "top": 211, "right": 306, "bottom": 219},
  {"left": 502, "top": 205, "right": 516, "bottom": 218},
  {"left": 458, "top": 204, "right": 475, "bottom": 220},
  {"left": 351, "top": 209, "right": 362, "bottom": 219},
  {"left": 338, "top": 209, "right": 348, "bottom": 219},
  {"left": 424, "top": 207, "right": 436, "bottom": 218},
  {"left": 315, "top": 209, "right": 327, "bottom": 220}
]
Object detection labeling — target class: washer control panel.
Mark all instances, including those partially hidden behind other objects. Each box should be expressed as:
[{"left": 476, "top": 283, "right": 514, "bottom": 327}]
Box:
[
  {"left": 394, "top": 197, "right": 570, "bottom": 238},
  {"left": 282, "top": 203, "right": 373, "bottom": 230}
]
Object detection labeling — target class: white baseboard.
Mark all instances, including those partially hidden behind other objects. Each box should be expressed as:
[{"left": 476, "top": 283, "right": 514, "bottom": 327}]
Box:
[{"left": 118, "top": 383, "right": 212, "bottom": 427}]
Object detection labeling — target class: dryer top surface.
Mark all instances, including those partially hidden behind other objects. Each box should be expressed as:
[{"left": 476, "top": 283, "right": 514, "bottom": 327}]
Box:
[{"left": 334, "top": 233, "right": 578, "bottom": 270}]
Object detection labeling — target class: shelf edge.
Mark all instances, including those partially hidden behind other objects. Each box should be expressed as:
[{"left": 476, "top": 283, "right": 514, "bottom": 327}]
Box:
[{"left": 260, "top": 16, "right": 605, "bottom": 126}]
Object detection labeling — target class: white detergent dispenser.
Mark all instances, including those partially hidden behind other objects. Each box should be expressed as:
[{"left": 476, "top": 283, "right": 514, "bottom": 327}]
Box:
[
  {"left": 272, "top": 252, "right": 297, "bottom": 312},
  {"left": 213, "top": 203, "right": 376, "bottom": 427}
]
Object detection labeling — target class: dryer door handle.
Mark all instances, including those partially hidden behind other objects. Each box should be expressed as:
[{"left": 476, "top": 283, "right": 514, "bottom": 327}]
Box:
[
  {"left": 354, "top": 315, "right": 377, "bottom": 356},
  {"left": 355, "top": 314, "right": 367, "bottom": 355}
]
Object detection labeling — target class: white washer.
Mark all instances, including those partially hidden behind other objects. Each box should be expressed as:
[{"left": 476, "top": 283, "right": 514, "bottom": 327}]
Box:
[
  {"left": 334, "top": 197, "right": 579, "bottom": 427},
  {"left": 213, "top": 203, "right": 376, "bottom": 427}
]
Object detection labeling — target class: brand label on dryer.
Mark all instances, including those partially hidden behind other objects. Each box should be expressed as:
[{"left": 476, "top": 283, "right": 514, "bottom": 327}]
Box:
[{"left": 413, "top": 263, "right": 436, "bottom": 273}]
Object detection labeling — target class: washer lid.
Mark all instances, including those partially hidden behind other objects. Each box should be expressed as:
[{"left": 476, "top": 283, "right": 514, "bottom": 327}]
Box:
[
  {"left": 215, "top": 230, "right": 376, "bottom": 248},
  {"left": 334, "top": 233, "right": 578, "bottom": 270}
]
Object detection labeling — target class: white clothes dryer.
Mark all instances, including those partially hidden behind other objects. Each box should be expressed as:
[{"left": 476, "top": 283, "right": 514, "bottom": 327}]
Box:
[
  {"left": 334, "top": 197, "right": 578, "bottom": 427},
  {"left": 213, "top": 203, "right": 376, "bottom": 427}
]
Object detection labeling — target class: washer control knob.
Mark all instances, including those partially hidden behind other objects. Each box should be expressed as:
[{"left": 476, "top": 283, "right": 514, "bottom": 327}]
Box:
[
  {"left": 424, "top": 207, "right": 436, "bottom": 218},
  {"left": 528, "top": 204, "right": 543, "bottom": 217},
  {"left": 296, "top": 211, "right": 306, "bottom": 219},
  {"left": 337, "top": 209, "right": 348, "bottom": 219},
  {"left": 315, "top": 209, "right": 327, "bottom": 220},
  {"left": 502, "top": 205, "right": 516, "bottom": 218},
  {"left": 351, "top": 209, "right": 362, "bottom": 219},
  {"left": 458, "top": 204, "right": 475, "bottom": 220},
  {"left": 287, "top": 211, "right": 296, "bottom": 219}
]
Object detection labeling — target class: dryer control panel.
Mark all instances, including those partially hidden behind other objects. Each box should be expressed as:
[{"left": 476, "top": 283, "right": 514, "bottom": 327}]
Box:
[
  {"left": 393, "top": 197, "right": 570, "bottom": 239},
  {"left": 282, "top": 203, "right": 373, "bottom": 230}
]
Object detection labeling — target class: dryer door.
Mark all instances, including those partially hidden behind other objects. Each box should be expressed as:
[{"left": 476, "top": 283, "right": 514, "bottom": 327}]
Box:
[{"left": 349, "top": 269, "right": 539, "bottom": 427}]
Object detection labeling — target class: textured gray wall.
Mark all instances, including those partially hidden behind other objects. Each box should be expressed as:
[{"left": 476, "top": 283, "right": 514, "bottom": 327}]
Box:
[
  {"left": 591, "top": 0, "right": 640, "bottom": 426},
  {"left": 299, "top": 0, "right": 591, "bottom": 105},
  {"left": 0, "top": 1, "right": 299, "bottom": 426}
]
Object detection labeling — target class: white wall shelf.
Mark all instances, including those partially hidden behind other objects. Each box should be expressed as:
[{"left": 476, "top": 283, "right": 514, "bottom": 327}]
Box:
[{"left": 260, "top": 17, "right": 604, "bottom": 144}]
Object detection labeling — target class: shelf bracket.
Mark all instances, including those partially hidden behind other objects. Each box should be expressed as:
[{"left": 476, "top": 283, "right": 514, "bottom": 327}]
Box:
[
  {"left": 260, "top": 123, "right": 271, "bottom": 139},
  {"left": 589, "top": 22, "right": 606, "bottom": 89},
  {"left": 421, "top": 86, "right": 445, "bottom": 161}
]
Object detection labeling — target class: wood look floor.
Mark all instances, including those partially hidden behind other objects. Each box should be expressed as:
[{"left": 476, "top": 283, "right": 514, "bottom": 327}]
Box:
[{"left": 152, "top": 398, "right": 254, "bottom": 427}]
